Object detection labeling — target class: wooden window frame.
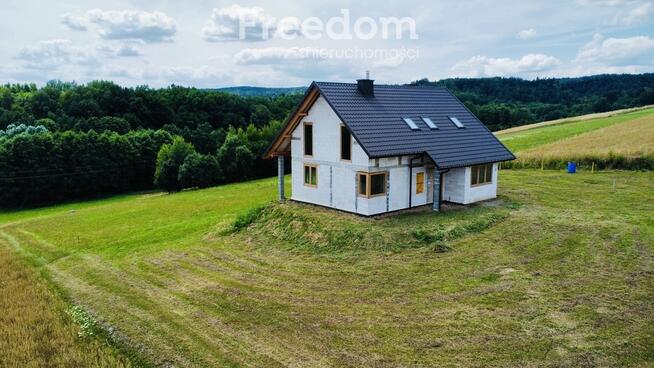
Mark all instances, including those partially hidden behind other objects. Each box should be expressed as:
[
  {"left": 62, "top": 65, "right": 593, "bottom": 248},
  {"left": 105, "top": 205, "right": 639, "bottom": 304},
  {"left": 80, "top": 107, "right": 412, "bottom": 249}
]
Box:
[
  {"left": 304, "top": 164, "right": 318, "bottom": 187},
  {"left": 357, "top": 171, "right": 387, "bottom": 198},
  {"left": 340, "top": 124, "right": 352, "bottom": 162},
  {"left": 470, "top": 164, "right": 493, "bottom": 187},
  {"left": 416, "top": 172, "right": 425, "bottom": 194},
  {"left": 303, "top": 122, "right": 313, "bottom": 157}
]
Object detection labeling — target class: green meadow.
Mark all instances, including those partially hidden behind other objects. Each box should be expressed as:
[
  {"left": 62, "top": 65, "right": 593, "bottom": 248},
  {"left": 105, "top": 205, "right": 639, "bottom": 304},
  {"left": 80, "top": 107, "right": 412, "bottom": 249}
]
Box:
[{"left": 1, "top": 170, "right": 653, "bottom": 367}]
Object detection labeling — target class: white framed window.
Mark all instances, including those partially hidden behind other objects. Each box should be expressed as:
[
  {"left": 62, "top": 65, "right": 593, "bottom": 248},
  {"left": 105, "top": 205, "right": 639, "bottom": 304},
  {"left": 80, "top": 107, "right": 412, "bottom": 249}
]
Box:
[
  {"left": 471, "top": 164, "right": 493, "bottom": 186},
  {"left": 304, "top": 164, "right": 318, "bottom": 187},
  {"left": 357, "top": 171, "right": 387, "bottom": 197}
]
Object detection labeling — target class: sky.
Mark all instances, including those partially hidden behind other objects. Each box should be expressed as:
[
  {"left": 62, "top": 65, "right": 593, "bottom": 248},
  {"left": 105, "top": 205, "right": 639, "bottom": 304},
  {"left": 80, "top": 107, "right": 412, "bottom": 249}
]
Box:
[{"left": 0, "top": 0, "right": 652, "bottom": 88}]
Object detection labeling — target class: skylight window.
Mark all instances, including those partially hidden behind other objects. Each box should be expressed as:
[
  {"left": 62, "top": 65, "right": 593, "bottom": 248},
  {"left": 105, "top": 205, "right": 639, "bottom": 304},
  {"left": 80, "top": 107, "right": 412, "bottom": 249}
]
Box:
[
  {"left": 402, "top": 118, "right": 419, "bottom": 130},
  {"left": 449, "top": 116, "right": 465, "bottom": 128},
  {"left": 421, "top": 117, "right": 437, "bottom": 129}
]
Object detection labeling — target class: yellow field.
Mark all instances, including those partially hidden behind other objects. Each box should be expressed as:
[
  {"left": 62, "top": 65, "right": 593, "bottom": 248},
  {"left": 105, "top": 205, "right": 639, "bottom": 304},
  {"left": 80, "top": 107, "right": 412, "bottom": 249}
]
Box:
[
  {"left": 519, "top": 114, "right": 654, "bottom": 159},
  {"left": 495, "top": 104, "right": 654, "bottom": 135},
  {"left": 0, "top": 246, "right": 130, "bottom": 368}
]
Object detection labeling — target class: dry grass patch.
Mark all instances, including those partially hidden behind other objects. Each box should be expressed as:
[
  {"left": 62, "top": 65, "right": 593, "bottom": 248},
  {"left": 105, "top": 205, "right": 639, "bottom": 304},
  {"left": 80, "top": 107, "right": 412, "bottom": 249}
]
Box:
[
  {"left": 495, "top": 104, "right": 654, "bottom": 135},
  {"left": 0, "top": 246, "right": 131, "bottom": 368},
  {"left": 497, "top": 107, "right": 654, "bottom": 154},
  {"left": 520, "top": 114, "right": 654, "bottom": 159},
  {"left": 506, "top": 113, "right": 654, "bottom": 170}
]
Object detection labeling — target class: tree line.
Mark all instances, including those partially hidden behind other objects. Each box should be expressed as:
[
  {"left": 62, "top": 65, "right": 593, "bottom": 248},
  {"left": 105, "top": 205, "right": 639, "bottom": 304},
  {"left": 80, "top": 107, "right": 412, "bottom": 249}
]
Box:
[
  {"left": 0, "top": 80, "right": 292, "bottom": 207},
  {"left": 0, "top": 121, "right": 281, "bottom": 207},
  {"left": 413, "top": 73, "right": 654, "bottom": 131},
  {"left": 1, "top": 74, "right": 653, "bottom": 207}
]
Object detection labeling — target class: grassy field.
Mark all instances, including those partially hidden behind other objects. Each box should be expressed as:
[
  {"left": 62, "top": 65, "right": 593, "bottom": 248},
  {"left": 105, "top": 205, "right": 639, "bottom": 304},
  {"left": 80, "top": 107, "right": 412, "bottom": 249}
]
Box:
[
  {"left": 494, "top": 104, "right": 654, "bottom": 135},
  {"left": 0, "top": 246, "right": 131, "bottom": 367},
  {"left": 496, "top": 107, "right": 654, "bottom": 153},
  {"left": 1, "top": 170, "right": 653, "bottom": 367},
  {"left": 518, "top": 113, "right": 653, "bottom": 160}
]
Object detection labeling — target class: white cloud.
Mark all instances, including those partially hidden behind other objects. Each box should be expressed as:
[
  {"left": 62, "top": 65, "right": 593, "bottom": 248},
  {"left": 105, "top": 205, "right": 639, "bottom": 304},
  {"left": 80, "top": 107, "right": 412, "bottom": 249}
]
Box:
[
  {"left": 372, "top": 54, "right": 407, "bottom": 68},
  {"left": 575, "top": 0, "right": 628, "bottom": 6},
  {"left": 232, "top": 47, "right": 362, "bottom": 81},
  {"left": 233, "top": 46, "right": 412, "bottom": 75},
  {"left": 576, "top": 33, "right": 654, "bottom": 63},
  {"left": 202, "top": 5, "right": 276, "bottom": 42},
  {"left": 15, "top": 39, "right": 98, "bottom": 70},
  {"left": 116, "top": 44, "right": 142, "bottom": 57},
  {"left": 86, "top": 9, "right": 176, "bottom": 42},
  {"left": 234, "top": 47, "right": 323, "bottom": 64},
  {"left": 516, "top": 28, "right": 537, "bottom": 40},
  {"left": 141, "top": 66, "right": 231, "bottom": 87},
  {"left": 451, "top": 54, "right": 561, "bottom": 77},
  {"left": 612, "top": 2, "right": 653, "bottom": 24},
  {"left": 98, "top": 44, "right": 143, "bottom": 57},
  {"left": 274, "top": 17, "right": 302, "bottom": 39},
  {"left": 61, "top": 14, "right": 88, "bottom": 31}
]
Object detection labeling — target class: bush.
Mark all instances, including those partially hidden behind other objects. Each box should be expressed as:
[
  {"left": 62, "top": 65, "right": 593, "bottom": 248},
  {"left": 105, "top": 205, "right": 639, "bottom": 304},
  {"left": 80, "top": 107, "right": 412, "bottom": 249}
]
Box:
[
  {"left": 154, "top": 136, "right": 196, "bottom": 192},
  {"left": 231, "top": 205, "right": 267, "bottom": 232},
  {"left": 178, "top": 152, "right": 222, "bottom": 189}
]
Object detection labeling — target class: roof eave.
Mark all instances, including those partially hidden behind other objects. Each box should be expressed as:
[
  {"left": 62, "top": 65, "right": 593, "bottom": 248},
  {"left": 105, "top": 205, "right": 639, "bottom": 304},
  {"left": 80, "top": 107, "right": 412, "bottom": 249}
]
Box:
[{"left": 262, "top": 82, "right": 318, "bottom": 159}]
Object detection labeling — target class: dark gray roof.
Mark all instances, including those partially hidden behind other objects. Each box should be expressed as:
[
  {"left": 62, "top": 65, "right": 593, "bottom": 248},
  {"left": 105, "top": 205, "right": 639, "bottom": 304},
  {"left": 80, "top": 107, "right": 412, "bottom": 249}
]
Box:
[{"left": 313, "top": 81, "right": 515, "bottom": 169}]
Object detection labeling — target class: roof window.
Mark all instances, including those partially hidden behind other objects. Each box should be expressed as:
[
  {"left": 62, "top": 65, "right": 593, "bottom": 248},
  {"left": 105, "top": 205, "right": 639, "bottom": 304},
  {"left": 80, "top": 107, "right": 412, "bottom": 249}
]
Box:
[
  {"left": 421, "top": 117, "right": 437, "bottom": 129},
  {"left": 449, "top": 116, "right": 464, "bottom": 128},
  {"left": 402, "top": 118, "right": 419, "bottom": 130}
]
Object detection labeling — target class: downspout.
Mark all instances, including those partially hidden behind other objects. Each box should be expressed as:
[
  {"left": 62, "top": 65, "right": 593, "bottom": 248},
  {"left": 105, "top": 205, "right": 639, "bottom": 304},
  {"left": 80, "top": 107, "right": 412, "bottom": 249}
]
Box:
[{"left": 408, "top": 156, "right": 421, "bottom": 209}]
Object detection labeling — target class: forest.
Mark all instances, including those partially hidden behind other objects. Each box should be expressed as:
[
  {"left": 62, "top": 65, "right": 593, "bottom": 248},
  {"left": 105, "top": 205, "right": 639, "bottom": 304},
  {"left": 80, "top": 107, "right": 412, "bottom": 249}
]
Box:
[
  {"left": 413, "top": 73, "right": 654, "bottom": 131},
  {"left": 1, "top": 73, "right": 653, "bottom": 207}
]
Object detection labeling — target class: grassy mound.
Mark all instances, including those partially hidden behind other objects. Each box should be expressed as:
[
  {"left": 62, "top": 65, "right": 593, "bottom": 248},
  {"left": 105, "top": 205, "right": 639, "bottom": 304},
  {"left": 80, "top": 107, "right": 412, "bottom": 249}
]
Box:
[{"left": 234, "top": 201, "right": 510, "bottom": 253}]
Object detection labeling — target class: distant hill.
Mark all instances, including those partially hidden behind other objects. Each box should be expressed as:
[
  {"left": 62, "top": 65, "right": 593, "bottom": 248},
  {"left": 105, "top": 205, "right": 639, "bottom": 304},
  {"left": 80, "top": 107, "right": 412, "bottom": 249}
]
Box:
[
  {"left": 215, "top": 74, "right": 654, "bottom": 129},
  {"left": 413, "top": 73, "right": 654, "bottom": 131},
  {"left": 213, "top": 86, "right": 305, "bottom": 97}
]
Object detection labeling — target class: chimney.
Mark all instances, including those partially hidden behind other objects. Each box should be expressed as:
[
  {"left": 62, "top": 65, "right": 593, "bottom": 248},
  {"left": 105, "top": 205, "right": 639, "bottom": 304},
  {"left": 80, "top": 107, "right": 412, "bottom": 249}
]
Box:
[{"left": 357, "top": 71, "right": 374, "bottom": 97}]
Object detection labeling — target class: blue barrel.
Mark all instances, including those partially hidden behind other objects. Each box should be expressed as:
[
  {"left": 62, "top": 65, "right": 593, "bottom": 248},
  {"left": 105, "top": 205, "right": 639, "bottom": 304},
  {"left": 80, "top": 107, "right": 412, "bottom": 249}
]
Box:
[{"left": 567, "top": 162, "right": 577, "bottom": 173}]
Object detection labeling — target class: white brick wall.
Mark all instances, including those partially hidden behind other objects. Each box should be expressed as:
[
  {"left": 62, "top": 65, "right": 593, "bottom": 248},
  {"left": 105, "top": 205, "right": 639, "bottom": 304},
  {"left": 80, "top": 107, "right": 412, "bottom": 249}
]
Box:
[{"left": 290, "top": 96, "right": 498, "bottom": 214}]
